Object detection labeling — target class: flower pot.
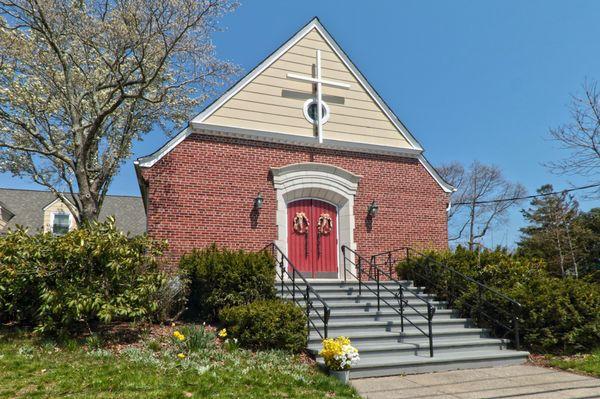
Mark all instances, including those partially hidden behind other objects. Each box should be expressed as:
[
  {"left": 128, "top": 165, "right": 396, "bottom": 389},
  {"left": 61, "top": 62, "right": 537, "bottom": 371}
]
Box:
[{"left": 329, "top": 369, "right": 350, "bottom": 384}]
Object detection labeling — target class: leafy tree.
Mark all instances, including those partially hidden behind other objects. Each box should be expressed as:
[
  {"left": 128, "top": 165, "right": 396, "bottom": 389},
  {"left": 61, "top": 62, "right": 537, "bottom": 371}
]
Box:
[
  {"left": 518, "top": 185, "right": 584, "bottom": 277},
  {"left": 0, "top": 0, "right": 237, "bottom": 223},
  {"left": 573, "top": 207, "right": 600, "bottom": 278}
]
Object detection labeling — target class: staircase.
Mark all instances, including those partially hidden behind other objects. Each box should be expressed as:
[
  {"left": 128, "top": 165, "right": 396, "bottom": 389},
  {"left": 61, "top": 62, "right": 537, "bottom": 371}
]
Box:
[
  {"left": 266, "top": 243, "right": 529, "bottom": 379},
  {"left": 283, "top": 280, "right": 529, "bottom": 378}
]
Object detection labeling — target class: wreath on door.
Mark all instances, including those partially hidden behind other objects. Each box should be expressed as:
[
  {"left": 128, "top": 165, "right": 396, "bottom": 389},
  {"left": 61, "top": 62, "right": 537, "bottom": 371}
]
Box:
[
  {"left": 293, "top": 212, "right": 310, "bottom": 234},
  {"left": 317, "top": 213, "right": 333, "bottom": 236}
]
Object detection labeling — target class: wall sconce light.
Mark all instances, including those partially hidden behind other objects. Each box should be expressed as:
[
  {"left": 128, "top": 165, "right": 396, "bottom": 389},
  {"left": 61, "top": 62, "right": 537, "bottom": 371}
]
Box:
[
  {"left": 254, "top": 192, "right": 264, "bottom": 210},
  {"left": 367, "top": 200, "right": 379, "bottom": 217}
]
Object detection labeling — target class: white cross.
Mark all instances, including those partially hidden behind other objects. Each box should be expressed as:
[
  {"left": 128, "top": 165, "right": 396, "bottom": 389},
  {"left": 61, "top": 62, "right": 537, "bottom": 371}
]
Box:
[{"left": 287, "top": 50, "right": 350, "bottom": 143}]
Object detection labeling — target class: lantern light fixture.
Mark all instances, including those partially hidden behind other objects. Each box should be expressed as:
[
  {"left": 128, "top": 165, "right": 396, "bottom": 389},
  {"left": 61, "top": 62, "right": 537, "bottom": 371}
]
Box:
[
  {"left": 254, "top": 192, "right": 264, "bottom": 209},
  {"left": 367, "top": 200, "right": 379, "bottom": 217}
]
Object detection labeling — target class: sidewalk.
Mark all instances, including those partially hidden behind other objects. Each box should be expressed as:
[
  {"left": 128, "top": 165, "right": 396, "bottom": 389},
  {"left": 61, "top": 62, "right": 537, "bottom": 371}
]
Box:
[{"left": 351, "top": 364, "right": 600, "bottom": 399}]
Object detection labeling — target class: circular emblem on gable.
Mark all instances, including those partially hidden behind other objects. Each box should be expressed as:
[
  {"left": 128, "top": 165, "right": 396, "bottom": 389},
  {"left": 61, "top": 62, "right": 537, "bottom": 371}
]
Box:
[{"left": 303, "top": 98, "right": 330, "bottom": 125}]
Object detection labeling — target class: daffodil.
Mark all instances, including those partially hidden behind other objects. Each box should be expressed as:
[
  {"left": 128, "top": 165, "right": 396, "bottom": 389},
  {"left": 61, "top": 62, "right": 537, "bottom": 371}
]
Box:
[
  {"left": 218, "top": 328, "right": 227, "bottom": 338},
  {"left": 173, "top": 331, "right": 185, "bottom": 341},
  {"left": 177, "top": 353, "right": 186, "bottom": 359},
  {"left": 320, "top": 336, "right": 359, "bottom": 371}
]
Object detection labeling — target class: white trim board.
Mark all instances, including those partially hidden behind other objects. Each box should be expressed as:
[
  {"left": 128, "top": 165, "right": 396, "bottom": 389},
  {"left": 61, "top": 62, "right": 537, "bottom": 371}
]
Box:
[{"left": 42, "top": 196, "right": 77, "bottom": 211}]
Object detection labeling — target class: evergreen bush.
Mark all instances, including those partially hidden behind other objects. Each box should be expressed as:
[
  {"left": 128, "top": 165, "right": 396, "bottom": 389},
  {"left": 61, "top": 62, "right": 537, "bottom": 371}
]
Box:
[
  {"left": 398, "top": 246, "right": 600, "bottom": 353},
  {"left": 220, "top": 299, "right": 307, "bottom": 352},
  {"left": 179, "top": 244, "right": 276, "bottom": 320}
]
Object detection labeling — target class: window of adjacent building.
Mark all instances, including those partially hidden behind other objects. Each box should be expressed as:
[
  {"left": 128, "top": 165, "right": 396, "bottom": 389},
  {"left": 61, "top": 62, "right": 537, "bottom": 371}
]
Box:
[{"left": 52, "top": 213, "right": 70, "bottom": 235}]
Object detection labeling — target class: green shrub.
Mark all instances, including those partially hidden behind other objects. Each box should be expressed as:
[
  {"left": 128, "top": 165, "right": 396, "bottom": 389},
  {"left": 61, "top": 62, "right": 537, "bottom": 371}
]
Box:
[
  {"left": 398, "top": 246, "right": 600, "bottom": 353},
  {"left": 0, "top": 218, "right": 168, "bottom": 334},
  {"left": 179, "top": 244, "right": 276, "bottom": 320},
  {"left": 220, "top": 299, "right": 307, "bottom": 352}
]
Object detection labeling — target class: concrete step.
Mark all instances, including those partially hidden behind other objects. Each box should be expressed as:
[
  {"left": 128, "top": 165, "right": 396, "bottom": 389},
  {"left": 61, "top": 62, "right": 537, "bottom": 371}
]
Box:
[
  {"left": 284, "top": 284, "right": 428, "bottom": 297},
  {"left": 309, "top": 327, "right": 490, "bottom": 345},
  {"left": 278, "top": 291, "right": 436, "bottom": 305},
  {"left": 283, "top": 281, "right": 425, "bottom": 292},
  {"left": 310, "top": 318, "right": 471, "bottom": 334},
  {"left": 289, "top": 280, "right": 413, "bottom": 287},
  {"left": 291, "top": 298, "right": 448, "bottom": 311},
  {"left": 311, "top": 308, "right": 458, "bottom": 322},
  {"left": 308, "top": 337, "right": 511, "bottom": 358},
  {"left": 274, "top": 274, "right": 528, "bottom": 377},
  {"left": 317, "top": 349, "right": 530, "bottom": 378}
]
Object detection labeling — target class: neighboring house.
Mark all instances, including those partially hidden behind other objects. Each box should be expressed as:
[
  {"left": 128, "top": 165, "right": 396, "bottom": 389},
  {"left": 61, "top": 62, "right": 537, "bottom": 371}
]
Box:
[
  {"left": 0, "top": 188, "right": 146, "bottom": 236},
  {"left": 135, "top": 18, "right": 454, "bottom": 271}
]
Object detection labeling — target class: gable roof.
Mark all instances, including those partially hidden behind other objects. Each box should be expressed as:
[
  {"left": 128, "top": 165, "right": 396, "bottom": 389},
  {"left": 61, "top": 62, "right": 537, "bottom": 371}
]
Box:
[
  {"left": 136, "top": 17, "right": 454, "bottom": 193},
  {"left": 0, "top": 188, "right": 146, "bottom": 235}
]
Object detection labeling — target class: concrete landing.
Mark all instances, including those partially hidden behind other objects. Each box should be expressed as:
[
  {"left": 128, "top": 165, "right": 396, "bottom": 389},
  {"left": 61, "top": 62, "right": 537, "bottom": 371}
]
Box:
[{"left": 351, "top": 364, "right": 600, "bottom": 399}]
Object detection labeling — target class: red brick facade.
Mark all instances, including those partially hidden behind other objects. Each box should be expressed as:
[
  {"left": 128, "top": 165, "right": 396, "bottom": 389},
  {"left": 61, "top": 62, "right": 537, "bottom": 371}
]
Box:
[{"left": 140, "top": 131, "right": 449, "bottom": 270}]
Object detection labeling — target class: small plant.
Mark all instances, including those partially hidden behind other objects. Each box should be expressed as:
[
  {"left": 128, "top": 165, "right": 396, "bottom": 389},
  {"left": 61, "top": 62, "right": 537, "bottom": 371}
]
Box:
[
  {"left": 64, "top": 339, "right": 80, "bottom": 352},
  {"left": 87, "top": 348, "right": 112, "bottom": 359},
  {"left": 222, "top": 338, "right": 239, "bottom": 352},
  {"left": 17, "top": 345, "right": 35, "bottom": 359},
  {"left": 216, "top": 328, "right": 238, "bottom": 351},
  {"left": 85, "top": 334, "right": 103, "bottom": 350},
  {"left": 180, "top": 325, "right": 215, "bottom": 352},
  {"left": 172, "top": 324, "right": 215, "bottom": 358},
  {"left": 146, "top": 340, "right": 162, "bottom": 352},
  {"left": 320, "top": 337, "right": 360, "bottom": 371}
]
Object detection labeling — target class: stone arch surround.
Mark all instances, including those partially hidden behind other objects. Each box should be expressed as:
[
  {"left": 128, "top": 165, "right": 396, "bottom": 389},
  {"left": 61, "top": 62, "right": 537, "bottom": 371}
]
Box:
[{"left": 271, "top": 162, "right": 361, "bottom": 279}]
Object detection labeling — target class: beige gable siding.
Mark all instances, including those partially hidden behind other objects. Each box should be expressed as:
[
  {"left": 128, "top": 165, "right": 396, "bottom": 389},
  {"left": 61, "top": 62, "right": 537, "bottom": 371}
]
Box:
[
  {"left": 43, "top": 200, "right": 77, "bottom": 233},
  {"left": 0, "top": 208, "right": 8, "bottom": 230},
  {"left": 204, "top": 29, "right": 412, "bottom": 148}
]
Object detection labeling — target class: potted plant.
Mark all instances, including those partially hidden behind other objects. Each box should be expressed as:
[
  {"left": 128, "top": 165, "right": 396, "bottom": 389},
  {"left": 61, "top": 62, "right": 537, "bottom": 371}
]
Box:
[{"left": 319, "top": 336, "right": 360, "bottom": 384}]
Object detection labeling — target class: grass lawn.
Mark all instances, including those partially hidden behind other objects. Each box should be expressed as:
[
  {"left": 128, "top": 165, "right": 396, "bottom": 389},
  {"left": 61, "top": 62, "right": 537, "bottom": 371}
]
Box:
[
  {"left": 546, "top": 349, "right": 600, "bottom": 378},
  {"left": 0, "top": 328, "right": 359, "bottom": 399}
]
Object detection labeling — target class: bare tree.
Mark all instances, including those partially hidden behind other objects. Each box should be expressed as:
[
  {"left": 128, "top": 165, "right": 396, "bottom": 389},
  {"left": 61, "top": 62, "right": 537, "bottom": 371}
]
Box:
[
  {"left": 437, "top": 162, "right": 466, "bottom": 220},
  {"left": 439, "top": 161, "right": 526, "bottom": 249},
  {"left": 0, "top": 0, "right": 237, "bottom": 223},
  {"left": 548, "top": 80, "right": 600, "bottom": 192}
]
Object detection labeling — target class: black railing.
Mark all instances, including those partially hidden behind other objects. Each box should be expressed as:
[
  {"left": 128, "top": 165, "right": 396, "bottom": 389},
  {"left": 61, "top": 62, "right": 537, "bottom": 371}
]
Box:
[
  {"left": 341, "top": 245, "right": 436, "bottom": 357},
  {"left": 264, "top": 243, "right": 331, "bottom": 339},
  {"left": 371, "top": 248, "right": 522, "bottom": 350}
]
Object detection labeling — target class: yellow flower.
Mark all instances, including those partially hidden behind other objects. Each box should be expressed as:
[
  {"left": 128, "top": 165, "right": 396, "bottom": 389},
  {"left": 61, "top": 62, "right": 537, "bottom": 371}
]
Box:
[
  {"left": 173, "top": 331, "right": 185, "bottom": 341},
  {"left": 218, "top": 328, "right": 227, "bottom": 338},
  {"left": 320, "top": 336, "right": 356, "bottom": 370},
  {"left": 177, "top": 353, "right": 186, "bottom": 359}
]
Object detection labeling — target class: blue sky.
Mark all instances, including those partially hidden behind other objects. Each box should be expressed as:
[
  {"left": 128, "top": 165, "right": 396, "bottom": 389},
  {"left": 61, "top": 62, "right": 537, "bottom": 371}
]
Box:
[{"left": 2, "top": 0, "right": 599, "bottom": 246}]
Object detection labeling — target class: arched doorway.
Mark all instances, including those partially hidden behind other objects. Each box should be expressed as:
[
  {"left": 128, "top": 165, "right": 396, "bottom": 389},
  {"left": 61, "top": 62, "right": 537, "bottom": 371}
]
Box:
[
  {"left": 287, "top": 199, "right": 338, "bottom": 278},
  {"left": 271, "top": 162, "right": 361, "bottom": 280}
]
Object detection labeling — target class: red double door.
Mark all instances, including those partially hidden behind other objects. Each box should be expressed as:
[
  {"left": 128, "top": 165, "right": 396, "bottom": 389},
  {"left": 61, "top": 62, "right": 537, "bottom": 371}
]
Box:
[{"left": 287, "top": 199, "right": 338, "bottom": 278}]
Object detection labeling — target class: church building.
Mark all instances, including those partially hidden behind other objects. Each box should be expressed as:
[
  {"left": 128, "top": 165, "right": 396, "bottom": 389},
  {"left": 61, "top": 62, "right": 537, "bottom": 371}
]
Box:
[{"left": 135, "top": 18, "right": 454, "bottom": 273}]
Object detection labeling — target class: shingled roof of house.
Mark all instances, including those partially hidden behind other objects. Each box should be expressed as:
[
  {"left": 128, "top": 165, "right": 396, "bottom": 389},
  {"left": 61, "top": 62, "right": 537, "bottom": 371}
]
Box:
[{"left": 0, "top": 188, "right": 146, "bottom": 236}]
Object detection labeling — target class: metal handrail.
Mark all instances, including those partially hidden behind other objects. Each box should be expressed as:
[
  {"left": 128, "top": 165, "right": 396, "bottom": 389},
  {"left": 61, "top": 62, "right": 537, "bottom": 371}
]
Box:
[
  {"left": 371, "top": 247, "right": 522, "bottom": 350},
  {"left": 341, "top": 245, "right": 435, "bottom": 357},
  {"left": 264, "top": 243, "right": 331, "bottom": 339}
]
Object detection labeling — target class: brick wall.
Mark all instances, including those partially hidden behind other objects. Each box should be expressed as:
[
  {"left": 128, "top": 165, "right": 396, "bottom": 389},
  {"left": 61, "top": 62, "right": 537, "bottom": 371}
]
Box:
[{"left": 140, "top": 131, "right": 449, "bottom": 271}]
